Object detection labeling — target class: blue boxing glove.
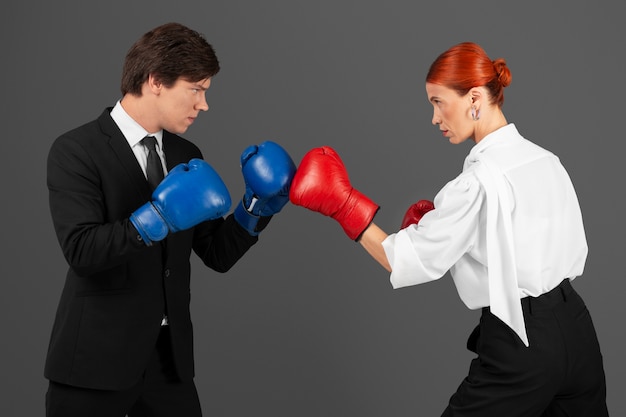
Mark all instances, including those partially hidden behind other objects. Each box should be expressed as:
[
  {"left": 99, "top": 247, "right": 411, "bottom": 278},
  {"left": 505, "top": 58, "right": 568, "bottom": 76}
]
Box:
[
  {"left": 130, "top": 158, "right": 232, "bottom": 246},
  {"left": 234, "top": 141, "right": 297, "bottom": 236}
]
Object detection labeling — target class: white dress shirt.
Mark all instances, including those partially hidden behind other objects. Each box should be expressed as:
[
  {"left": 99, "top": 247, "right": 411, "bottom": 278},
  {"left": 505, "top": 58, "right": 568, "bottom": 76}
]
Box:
[
  {"left": 382, "top": 124, "right": 587, "bottom": 346},
  {"left": 110, "top": 100, "right": 167, "bottom": 178},
  {"left": 110, "top": 101, "right": 168, "bottom": 326}
]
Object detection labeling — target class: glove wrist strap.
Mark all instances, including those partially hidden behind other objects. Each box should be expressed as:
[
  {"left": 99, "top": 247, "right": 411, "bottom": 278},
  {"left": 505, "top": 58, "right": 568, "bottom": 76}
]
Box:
[
  {"left": 338, "top": 189, "right": 380, "bottom": 241},
  {"left": 129, "top": 202, "right": 169, "bottom": 246},
  {"left": 234, "top": 200, "right": 273, "bottom": 236}
]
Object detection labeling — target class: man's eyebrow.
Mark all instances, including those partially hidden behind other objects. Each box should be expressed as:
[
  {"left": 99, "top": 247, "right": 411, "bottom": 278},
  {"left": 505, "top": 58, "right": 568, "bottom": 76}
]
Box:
[{"left": 193, "top": 83, "right": 209, "bottom": 90}]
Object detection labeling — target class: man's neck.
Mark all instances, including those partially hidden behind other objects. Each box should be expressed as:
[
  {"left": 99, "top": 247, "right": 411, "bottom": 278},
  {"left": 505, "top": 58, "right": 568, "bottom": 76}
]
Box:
[{"left": 120, "top": 94, "right": 158, "bottom": 133}]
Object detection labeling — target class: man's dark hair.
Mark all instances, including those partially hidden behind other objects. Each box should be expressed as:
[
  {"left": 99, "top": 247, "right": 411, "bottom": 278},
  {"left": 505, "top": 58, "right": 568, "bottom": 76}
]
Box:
[{"left": 121, "top": 22, "right": 220, "bottom": 96}]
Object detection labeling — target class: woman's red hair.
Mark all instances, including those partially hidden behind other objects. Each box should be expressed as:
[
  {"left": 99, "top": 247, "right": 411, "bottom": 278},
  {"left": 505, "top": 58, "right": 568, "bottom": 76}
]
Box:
[{"left": 426, "top": 42, "right": 511, "bottom": 107}]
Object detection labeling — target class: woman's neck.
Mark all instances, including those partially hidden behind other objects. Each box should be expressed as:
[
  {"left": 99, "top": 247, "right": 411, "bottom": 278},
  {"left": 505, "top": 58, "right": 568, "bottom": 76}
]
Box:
[{"left": 473, "top": 109, "right": 508, "bottom": 143}]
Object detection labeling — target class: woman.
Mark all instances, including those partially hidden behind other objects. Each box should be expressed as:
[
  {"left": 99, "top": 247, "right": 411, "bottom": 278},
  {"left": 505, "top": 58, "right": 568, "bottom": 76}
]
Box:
[{"left": 290, "top": 42, "right": 608, "bottom": 416}]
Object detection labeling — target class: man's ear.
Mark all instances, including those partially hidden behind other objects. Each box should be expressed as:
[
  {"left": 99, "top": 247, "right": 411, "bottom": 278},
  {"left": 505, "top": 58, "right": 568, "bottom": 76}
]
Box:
[{"left": 147, "top": 74, "right": 163, "bottom": 95}]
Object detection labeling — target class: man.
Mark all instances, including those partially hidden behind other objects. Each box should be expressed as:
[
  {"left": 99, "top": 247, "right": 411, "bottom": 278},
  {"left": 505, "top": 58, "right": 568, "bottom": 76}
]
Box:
[{"left": 45, "top": 22, "right": 296, "bottom": 417}]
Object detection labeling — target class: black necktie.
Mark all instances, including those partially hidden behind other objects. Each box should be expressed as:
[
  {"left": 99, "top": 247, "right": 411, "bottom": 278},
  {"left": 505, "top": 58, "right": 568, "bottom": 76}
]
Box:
[
  {"left": 143, "top": 136, "right": 164, "bottom": 191},
  {"left": 143, "top": 136, "right": 168, "bottom": 323}
]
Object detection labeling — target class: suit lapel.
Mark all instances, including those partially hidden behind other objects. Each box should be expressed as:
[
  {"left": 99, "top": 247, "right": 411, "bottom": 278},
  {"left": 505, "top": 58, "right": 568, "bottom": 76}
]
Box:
[
  {"left": 162, "top": 131, "right": 187, "bottom": 171},
  {"left": 97, "top": 109, "right": 152, "bottom": 197}
]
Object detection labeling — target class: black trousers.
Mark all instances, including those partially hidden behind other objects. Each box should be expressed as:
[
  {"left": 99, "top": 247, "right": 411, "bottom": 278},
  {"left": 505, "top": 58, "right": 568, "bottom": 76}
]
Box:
[
  {"left": 442, "top": 279, "right": 608, "bottom": 417},
  {"left": 45, "top": 326, "right": 202, "bottom": 417}
]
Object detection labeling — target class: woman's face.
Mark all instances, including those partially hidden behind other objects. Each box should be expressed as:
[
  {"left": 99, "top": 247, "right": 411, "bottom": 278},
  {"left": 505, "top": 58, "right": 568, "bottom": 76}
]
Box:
[{"left": 426, "top": 82, "right": 474, "bottom": 145}]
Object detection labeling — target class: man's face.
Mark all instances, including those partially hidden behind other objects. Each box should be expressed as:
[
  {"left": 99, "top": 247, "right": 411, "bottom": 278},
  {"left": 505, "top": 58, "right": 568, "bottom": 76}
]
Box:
[{"left": 155, "top": 77, "right": 212, "bottom": 134}]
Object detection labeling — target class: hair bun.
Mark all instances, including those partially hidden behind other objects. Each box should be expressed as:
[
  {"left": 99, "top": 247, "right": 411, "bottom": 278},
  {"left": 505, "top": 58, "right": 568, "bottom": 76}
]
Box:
[{"left": 493, "top": 58, "right": 512, "bottom": 87}]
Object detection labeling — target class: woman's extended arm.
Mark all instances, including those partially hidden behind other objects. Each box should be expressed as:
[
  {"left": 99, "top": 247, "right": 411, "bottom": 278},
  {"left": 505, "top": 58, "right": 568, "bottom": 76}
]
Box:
[{"left": 359, "top": 223, "right": 391, "bottom": 272}]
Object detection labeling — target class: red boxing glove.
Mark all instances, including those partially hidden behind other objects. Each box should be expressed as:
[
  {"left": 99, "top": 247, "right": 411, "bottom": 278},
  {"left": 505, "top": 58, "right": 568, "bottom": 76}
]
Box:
[
  {"left": 401, "top": 199, "right": 434, "bottom": 229},
  {"left": 289, "top": 146, "right": 379, "bottom": 241}
]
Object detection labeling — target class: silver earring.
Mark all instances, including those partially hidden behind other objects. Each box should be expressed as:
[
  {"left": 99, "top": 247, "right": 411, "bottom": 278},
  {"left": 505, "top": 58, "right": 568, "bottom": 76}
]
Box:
[{"left": 471, "top": 105, "right": 480, "bottom": 121}]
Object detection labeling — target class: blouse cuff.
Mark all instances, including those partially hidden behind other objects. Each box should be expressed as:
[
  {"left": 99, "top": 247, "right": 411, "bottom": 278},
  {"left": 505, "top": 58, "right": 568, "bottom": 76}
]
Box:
[{"left": 382, "top": 231, "right": 438, "bottom": 289}]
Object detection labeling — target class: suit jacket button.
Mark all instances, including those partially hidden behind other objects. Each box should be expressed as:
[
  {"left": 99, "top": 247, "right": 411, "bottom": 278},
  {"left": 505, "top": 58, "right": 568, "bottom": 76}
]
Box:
[{"left": 164, "top": 269, "right": 170, "bottom": 277}]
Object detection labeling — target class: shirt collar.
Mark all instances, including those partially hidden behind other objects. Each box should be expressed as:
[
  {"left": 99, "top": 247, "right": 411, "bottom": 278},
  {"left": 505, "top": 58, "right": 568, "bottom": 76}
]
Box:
[
  {"left": 472, "top": 123, "right": 519, "bottom": 153},
  {"left": 110, "top": 100, "right": 163, "bottom": 149},
  {"left": 464, "top": 123, "right": 521, "bottom": 170}
]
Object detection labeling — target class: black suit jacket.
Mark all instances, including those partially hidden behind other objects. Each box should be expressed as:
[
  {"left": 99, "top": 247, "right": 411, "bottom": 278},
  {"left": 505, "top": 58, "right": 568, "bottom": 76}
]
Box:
[{"left": 44, "top": 108, "right": 257, "bottom": 390}]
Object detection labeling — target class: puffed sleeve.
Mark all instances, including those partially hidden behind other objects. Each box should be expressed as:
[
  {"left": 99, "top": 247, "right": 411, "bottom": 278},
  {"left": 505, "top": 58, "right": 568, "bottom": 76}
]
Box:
[{"left": 382, "top": 173, "right": 484, "bottom": 289}]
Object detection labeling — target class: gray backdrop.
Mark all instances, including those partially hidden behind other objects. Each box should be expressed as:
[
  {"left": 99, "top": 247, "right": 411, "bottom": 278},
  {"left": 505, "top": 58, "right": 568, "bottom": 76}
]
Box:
[{"left": 1, "top": 1, "right": 624, "bottom": 416}]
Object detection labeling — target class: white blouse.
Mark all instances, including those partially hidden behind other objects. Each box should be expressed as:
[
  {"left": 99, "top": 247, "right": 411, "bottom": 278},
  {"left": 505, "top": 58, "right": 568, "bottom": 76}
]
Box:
[{"left": 382, "top": 124, "right": 587, "bottom": 346}]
